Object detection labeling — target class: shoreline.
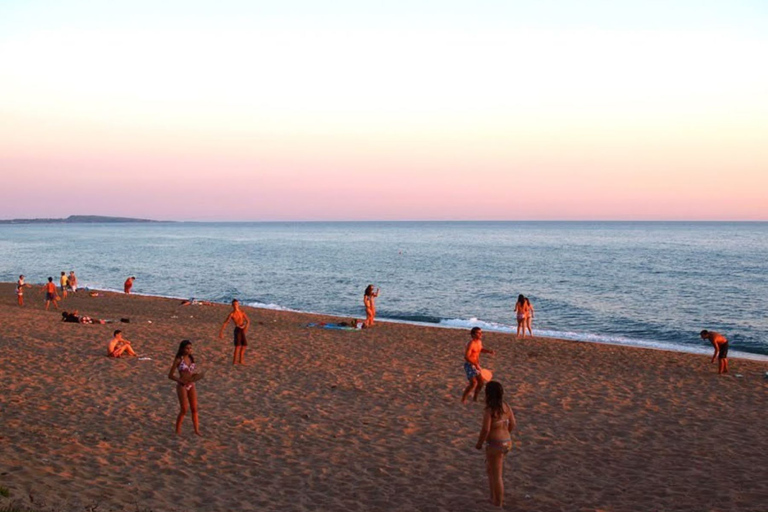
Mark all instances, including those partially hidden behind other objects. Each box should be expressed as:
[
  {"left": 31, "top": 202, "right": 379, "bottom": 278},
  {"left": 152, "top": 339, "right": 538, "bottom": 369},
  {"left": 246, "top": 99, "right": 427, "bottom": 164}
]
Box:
[
  {"left": 7, "top": 280, "right": 765, "bottom": 362},
  {"left": 1, "top": 284, "right": 767, "bottom": 511}
]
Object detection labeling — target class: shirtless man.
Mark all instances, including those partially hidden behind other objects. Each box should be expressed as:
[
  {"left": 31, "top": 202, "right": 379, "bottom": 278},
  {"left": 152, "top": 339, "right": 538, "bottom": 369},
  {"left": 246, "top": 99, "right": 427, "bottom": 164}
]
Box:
[
  {"left": 42, "top": 277, "right": 59, "bottom": 311},
  {"left": 108, "top": 330, "right": 137, "bottom": 357},
  {"left": 219, "top": 299, "right": 251, "bottom": 365},
  {"left": 700, "top": 330, "right": 729, "bottom": 375},
  {"left": 68, "top": 271, "right": 78, "bottom": 293},
  {"left": 60, "top": 272, "right": 68, "bottom": 299},
  {"left": 124, "top": 276, "right": 136, "bottom": 294},
  {"left": 461, "top": 327, "right": 496, "bottom": 403}
]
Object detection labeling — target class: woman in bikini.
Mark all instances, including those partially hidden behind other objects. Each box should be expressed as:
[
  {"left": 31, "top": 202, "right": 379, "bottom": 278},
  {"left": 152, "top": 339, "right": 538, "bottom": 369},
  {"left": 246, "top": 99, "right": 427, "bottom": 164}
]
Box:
[
  {"left": 524, "top": 296, "right": 534, "bottom": 337},
  {"left": 363, "top": 284, "right": 380, "bottom": 328},
  {"left": 514, "top": 294, "right": 527, "bottom": 338},
  {"left": 168, "top": 340, "right": 204, "bottom": 436},
  {"left": 475, "top": 381, "right": 516, "bottom": 508}
]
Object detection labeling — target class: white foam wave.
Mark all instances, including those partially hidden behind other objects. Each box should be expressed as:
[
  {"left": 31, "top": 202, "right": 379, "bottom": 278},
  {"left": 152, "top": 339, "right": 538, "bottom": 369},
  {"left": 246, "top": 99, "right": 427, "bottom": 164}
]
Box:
[{"left": 245, "top": 301, "right": 300, "bottom": 312}]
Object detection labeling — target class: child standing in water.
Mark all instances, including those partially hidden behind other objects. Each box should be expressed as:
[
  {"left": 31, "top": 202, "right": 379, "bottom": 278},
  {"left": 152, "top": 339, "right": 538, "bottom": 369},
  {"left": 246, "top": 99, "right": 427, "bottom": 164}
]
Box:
[{"left": 475, "top": 381, "right": 517, "bottom": 507}]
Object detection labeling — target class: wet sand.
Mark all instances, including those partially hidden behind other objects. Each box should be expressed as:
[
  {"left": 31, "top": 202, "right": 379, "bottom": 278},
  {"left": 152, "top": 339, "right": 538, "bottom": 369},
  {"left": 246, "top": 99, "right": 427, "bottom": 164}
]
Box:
[{"left": 0, "top": 283, "right": 766, "bottom": 511}]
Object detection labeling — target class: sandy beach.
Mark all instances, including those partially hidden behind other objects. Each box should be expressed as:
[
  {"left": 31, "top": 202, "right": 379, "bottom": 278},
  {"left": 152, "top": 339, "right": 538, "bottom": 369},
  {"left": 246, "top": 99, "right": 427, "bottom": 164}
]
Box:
[{"left": 0, "top": 282, "right": 766, "bottom": 512}]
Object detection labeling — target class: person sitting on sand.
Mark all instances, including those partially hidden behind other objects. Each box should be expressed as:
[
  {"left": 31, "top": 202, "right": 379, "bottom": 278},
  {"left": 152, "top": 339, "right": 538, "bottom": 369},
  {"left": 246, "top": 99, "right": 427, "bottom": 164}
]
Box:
[
  {"left": 42, "top": 277, "right": 59, "bottom": 311},
  {"left": 363, "top": 284, "right": 380, "bottom": 328},
  {"left": 219, "top": 299, "right": 251, "bottom": 365},
  {"left": 124, "top": 276, "right": 135, "bottom": 294},
  {"left": 700, "top": 330, "right": 729, "bottom": 375},
  {"left": 475, "top": 381, "right": 517, "bottom": 508},
  {"left": 16, "top": 275, "right": 31, "bottom": 307},
  {"left": 107, "top": 330, "right": 137, "bottom": 357},
  {"left": 461, "top": 327, "right": 495, "bottom": 403},
  {"left": 168, "top": 340, "right": 203, "bottom": 436},
  {"left": 514, "top": 294, "right": 528, "bottom": 338}
]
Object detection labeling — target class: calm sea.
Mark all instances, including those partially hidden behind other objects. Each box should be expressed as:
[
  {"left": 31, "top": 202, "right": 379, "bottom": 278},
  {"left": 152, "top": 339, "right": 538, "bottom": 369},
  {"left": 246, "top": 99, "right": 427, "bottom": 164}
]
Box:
[{"left": 1, "top": 221, "right": 766, "bottom": 359}]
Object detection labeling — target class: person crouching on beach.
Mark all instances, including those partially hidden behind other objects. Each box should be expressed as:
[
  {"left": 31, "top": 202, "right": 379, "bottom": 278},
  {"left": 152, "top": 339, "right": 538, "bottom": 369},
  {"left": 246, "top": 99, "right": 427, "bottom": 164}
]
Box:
[
  {"left": 475, "top": 381, "right": 517, "bottom": 507},
  {"left": 461, "top": 327, "right": 495, "bottom": 403},
  {"left": 701, "top": 330, "right": 729, "bottom": 375},
  {"left": 168, "top": 340, "right": 203, "bottom": 436},
  {"left": 363, "top": 284, "right": 380, "bottom": 328},
  {"left": 107, "top": 330, "right": 137, "bottom": 357},
  {"left": 219, "top": 299, "right": 250, "bottom": 365},
  {"left": 42, "top": 277, "right": 59, "bottom": 311},
  {"left": 124, "top": 276, "right": 135, "bottom": 294}
]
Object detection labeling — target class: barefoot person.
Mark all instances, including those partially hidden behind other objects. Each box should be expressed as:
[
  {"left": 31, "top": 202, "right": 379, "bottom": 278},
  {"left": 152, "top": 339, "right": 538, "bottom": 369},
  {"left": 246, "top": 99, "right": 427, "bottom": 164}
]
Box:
[
  {"left": 68, "top": 271, "right": 78, "bottom": 293},
  {"left": 16, "top": 275, "right": 31, "bottom": 307},
  {"left": 513, "top": 295, "right": 529, "bottom": 338},
  {"left": 524, "top": 296, "right": 534, "bottom": 337},
  {"left": 219, "top": 299, "right": 250, "bottom": 365},
  {"left": 475, "top": 381, "right": 517, "bottom": 507},
  {"left": 124, "top": 276, "right": 135, "bottom": 294},
  {"left": 168, "top": 340, "right": 203, "bottom": 436},
  {"left": 107, "top": 330, "right": 137, "bottom": 357},
  {"left": 60, "top": 272, "right": 68, "bottom": 299},
  {"left": 363, "top": 284, "right": 380, "bottom": 328},
  {"left": 42, "top": 277, "right": 59, "bottom": 311},
  {"left": 700, "top": 330, "right": 729, "bottom": 375},
  {"left": 461, "top": 327, "right": 495, "bottom": 403}
]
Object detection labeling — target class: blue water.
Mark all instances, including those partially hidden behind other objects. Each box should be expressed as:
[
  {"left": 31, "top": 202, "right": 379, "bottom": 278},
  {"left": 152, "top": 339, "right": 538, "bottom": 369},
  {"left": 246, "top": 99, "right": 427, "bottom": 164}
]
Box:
[{"left": 1, "top": 221, "right": 766, "bottom": 359}]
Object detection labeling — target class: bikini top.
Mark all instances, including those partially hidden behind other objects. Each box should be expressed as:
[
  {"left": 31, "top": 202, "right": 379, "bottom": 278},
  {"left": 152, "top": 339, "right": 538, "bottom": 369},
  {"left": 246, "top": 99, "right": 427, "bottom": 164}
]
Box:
[{"left": 178, "top": 359, "right": 196, "bottom": 373}]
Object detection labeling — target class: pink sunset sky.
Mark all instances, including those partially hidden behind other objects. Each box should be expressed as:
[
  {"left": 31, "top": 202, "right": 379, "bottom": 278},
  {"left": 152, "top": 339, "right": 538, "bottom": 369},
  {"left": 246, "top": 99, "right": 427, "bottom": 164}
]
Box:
[{"left": 1, "top": 1, "right": 767, "bottom": 221}]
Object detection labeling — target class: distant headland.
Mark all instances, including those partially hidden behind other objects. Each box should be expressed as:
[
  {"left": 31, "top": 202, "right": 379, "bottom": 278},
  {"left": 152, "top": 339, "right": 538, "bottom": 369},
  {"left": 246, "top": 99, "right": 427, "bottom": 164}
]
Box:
[{"left": 0, "top": 215, "right": 168, "bottom": 224}]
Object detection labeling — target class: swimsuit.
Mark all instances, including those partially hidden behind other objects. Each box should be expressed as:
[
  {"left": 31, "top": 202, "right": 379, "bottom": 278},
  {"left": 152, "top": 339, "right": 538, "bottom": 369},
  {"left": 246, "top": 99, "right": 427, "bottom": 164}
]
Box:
[
  {"left": 234, "top": 326, "right": 247, "bottom": 347},
  {"left": 178, "top": 359, "right": 197, "bottom": 391},
  {"left": 487, "top": 411, "right": 513, "bottom": 454},
  {"left": 464, "top": 362, "right": 479, "bottom": 381},
  {"left": 718, "top": 341, "right": 729, "bottom": 359}
]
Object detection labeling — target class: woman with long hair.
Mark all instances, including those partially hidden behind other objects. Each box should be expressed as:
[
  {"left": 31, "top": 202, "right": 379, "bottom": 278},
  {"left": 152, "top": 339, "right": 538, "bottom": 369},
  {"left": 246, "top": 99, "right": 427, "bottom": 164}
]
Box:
[
  {"left": 524, "top": 296, "right": 534, "bottom": 337},
  {"left": 475, "top": 381, "right": 517, "bottom": 507},
  {"left": 514, "top": 294, "right": 527, "bottom": 338},
  {"left": 168, "top": 340, "right": 204, "bottom": 436},
  {"left": 363, "top": 284, "right": 380, "bottom": 328}
]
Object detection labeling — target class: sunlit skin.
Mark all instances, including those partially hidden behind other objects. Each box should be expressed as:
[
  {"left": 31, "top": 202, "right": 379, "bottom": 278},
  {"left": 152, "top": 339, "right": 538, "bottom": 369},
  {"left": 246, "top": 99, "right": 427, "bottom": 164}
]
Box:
[
  {"left": 461, "top": 328, "right": 495, "bottom": 403},
  {"left": 41, "top": 277, "right": 59, "bottom": 310},
  {"left": 701, "top": 330, "right": 729, "bottom": 375},
  {"left": 16, "top": 275, "right": 30, "bottom": 307},
  {"left": 124, "top": 276, "right": 135, "bottom": 294},
  {"left": 107, "top": 330, "right": 137, "bottom": 357},
  {"left": 68, "top": 271, "right": 77, "bottom": 293},
  {"left": 524, "top": 297, "right": 534, "bottom": 337},
  {"left": 219, "top": 299, "right": 250, "bottom": 365},
  {"left": 363, "top": 285, "right": 380, "bottom": 328},
  {"left": 475, "top": 382, "right": 517, "bottom": 508},
  {"left": 513, "top": 295, "right": 528, "bottom": 338},
  {"left": 168, "top": 341, "right": 203, "bottom": 436},
  {"left": 59, "top": 272, "right": 68, "bottom": 299}
]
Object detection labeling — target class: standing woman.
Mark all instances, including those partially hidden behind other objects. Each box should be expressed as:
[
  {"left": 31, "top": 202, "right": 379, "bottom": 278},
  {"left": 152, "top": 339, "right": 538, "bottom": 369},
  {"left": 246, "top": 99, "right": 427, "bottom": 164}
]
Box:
[
  {"left": 513, "top": 294, "right": 527, "bottom": 338},
  {"left": 524, "top": 296, "right": 534, "bottom": 337},
  {"left": 475, "top": 381, "right": 517, "bottom": 508},
  {"left": 168, "top": 340, "right": 203, "bottom": 436},
  {"left": 363, "top": 284, "right": 380, "bottom": 328}
]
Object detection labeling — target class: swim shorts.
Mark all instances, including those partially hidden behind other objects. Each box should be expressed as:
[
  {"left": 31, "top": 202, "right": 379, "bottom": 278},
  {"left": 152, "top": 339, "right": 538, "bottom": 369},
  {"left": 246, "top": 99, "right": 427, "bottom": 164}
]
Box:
[
  {"left": 464, "top": 362, "right": 479, "bottom": 381},
  {"left": 234, "top": 326, "right": 248, "bottom": 347},
  {"left": 718, "top": 341, "right": 729, "bottom": 359},
  {"left": 46, "top": 292, "right": 55, "bottom": 301}
]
